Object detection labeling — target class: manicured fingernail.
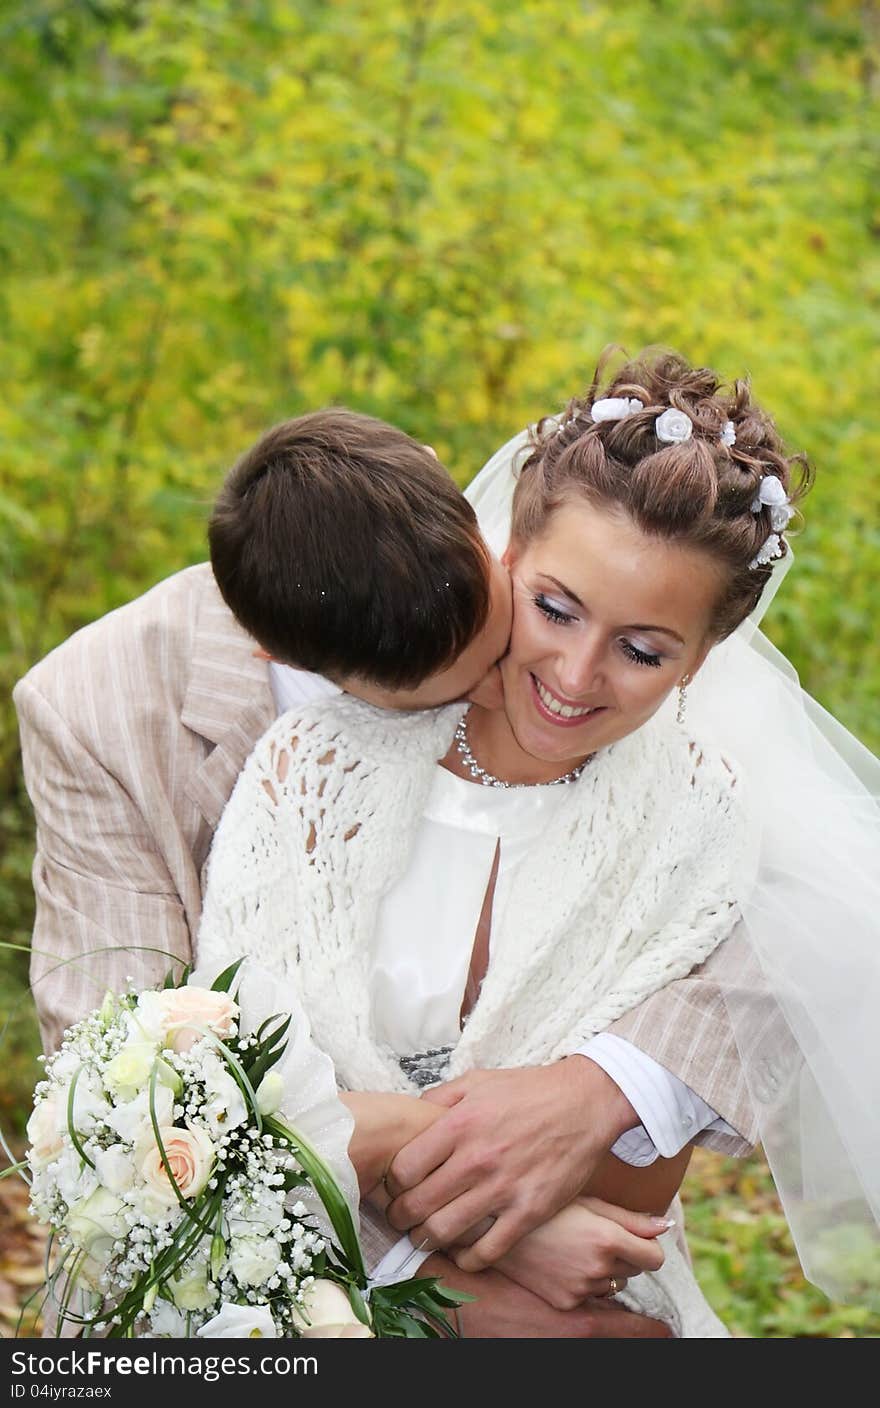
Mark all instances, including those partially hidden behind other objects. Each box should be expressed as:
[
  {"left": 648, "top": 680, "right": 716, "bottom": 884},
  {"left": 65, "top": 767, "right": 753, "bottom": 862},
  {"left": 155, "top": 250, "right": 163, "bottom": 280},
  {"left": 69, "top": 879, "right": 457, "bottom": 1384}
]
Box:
[{"left": 650, "top": 1217, "right": 675, "bottom": 1230}]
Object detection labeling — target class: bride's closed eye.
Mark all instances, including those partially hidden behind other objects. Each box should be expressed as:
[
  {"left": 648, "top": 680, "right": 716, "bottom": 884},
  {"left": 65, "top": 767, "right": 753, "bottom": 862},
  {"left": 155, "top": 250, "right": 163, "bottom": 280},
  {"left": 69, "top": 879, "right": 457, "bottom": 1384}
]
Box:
[
  {"left": 619, "top": 640, "right": 663, "bottom": 669},
  {"left": 533, "top": 593, "right": 576, "bottom": 626}
]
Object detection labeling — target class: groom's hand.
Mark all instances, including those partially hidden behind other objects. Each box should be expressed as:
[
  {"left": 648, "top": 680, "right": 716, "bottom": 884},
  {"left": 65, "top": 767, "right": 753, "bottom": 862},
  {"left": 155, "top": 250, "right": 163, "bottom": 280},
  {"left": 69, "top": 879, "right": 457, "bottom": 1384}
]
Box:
[
  {"left": 384, "top": 1058, "right": 639, "bottom": 1270},
  {"left": 419, "top": 1252, "right": 673, "bottom": 1339}
]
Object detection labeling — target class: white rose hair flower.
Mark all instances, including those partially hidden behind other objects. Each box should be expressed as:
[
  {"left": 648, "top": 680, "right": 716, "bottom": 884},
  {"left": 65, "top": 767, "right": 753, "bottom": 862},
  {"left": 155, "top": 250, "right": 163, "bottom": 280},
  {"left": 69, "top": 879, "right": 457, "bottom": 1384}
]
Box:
[
  {"left": 589, "top": 396, "right": 643, "bottom": 423},
  {"left": 750, "top": 473, "right": 794, "bottom": 530},
  {"left": 750, "top": 474, "right": 788, "bottom": 513},
  {"left": 654, "top": 407, "right": 693, "bottom": 444}
]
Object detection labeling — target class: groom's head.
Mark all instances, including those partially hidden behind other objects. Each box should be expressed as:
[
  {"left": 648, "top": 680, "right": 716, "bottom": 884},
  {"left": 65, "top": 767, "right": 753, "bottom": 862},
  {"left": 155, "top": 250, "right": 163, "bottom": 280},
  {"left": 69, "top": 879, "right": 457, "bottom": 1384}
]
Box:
[{"left": 209, "top": 409, "right": 511, "bottom": 708}]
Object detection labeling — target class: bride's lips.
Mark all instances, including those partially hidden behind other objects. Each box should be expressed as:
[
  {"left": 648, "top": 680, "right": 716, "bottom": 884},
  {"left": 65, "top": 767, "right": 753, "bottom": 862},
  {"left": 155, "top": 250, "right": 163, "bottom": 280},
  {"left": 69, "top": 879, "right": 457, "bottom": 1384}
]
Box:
[{"left": 528, "top": 672, "right": 606, "bottom": 729}]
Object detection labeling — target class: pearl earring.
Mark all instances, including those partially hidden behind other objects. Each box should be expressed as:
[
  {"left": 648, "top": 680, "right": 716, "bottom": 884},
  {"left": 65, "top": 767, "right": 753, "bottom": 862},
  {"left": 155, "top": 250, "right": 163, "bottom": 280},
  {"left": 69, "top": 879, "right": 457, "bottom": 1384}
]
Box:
[{"left": 676, "top": 675, "right": 691, "bottom": 726}]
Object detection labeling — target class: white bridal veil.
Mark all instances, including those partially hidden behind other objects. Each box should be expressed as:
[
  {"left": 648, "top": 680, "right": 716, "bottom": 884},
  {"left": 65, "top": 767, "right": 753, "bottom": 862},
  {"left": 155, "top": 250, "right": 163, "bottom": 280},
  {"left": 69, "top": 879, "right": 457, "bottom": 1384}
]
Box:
[{"left": 466, "top": 429, "right": 880, "bottom": 1306}]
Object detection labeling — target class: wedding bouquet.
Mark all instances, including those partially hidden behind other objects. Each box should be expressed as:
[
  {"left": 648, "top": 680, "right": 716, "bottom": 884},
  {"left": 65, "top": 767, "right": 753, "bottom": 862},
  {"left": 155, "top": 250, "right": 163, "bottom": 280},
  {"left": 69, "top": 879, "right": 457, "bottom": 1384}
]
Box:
[{"left": 23, "top": 960, "right": 462, "bottom": 1339}]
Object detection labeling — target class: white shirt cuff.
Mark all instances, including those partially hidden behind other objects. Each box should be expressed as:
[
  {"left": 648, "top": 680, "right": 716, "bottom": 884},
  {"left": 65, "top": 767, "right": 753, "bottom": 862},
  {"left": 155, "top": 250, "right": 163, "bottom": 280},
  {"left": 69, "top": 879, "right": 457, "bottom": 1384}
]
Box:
[
  {"left": 577, "top": 1032, "right": 735, "bottom": 1166},
  {"left": 369, "top": 1235, "right": 433, "bottom": 1286}
]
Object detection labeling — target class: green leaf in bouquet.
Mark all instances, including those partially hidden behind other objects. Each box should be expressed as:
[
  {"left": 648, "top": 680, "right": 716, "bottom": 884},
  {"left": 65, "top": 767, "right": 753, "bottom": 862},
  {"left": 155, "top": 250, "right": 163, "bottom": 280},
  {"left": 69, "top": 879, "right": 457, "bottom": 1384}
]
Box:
[
  {"left": 369, "top": 1275, "right": 472, "bottom": 1339},
  {"left": 245, "top": 1013, "right": 292, "bottom": 1088},
  {"left": 254, "top": 1012, "right": 291, "bottom": 1046},
  {"left": 66, "top": 1069, "right": 96, "bottom": 1171},
  {"left": 211, "top": 957, "right": 246, "bottom": 993},
  {"left": 346, "top": 1280, "right": 372, "bottom": 1328},
  {"left": 0, "top": 1157, "right": 30, "bottom": 1180},
  {"left": 281, "top": 1169, "right": 309, "bottom": 1192},
  {"left": 265, "top": 1114, "right": 365, "bottom": 1282},
  {"left": 99, "top": 1185, "right": 225, "bottom": 1336},
  {"left": 210, "top": 1230, "right": 226, "bottom": 1282}
]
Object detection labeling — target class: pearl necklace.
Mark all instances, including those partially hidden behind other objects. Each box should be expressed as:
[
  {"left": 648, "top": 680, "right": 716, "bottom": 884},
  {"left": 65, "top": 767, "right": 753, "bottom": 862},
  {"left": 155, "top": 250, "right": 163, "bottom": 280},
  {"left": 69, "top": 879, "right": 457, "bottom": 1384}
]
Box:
[{"left": 453, "top": 713, "right": 592, "bottom": 789}]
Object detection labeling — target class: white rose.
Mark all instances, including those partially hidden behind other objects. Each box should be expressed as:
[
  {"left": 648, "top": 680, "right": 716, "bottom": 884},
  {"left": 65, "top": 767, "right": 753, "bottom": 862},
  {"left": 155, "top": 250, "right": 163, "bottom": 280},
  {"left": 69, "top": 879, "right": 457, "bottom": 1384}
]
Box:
[
  {"left": 67, "top": 1187, "right": 127, "bottom": 1256},
  {"left": 148, "top": 1298, "right": 189, "bottom": 1337},
  {"left": 49, "top": 1049, "right": 81, "bottom": 1083},
  {"left": 54, "top": 1146, "right": 98, "bottom": 1209},
  {"left": 26, "top": 1098, "right": 64, "bottom": 1167},
  {"left": 104, "top": 1043, "right": 157, "bottom": 1100},
  {"left": 227, "top": 1185, "right": 285, "bottom": 1238},
  {"left": 94, "top": 1144, "right": 136, "bottom": 1194},
  {"left": 291, "top": 1279, "right": 373, "bottom": 1338},
  {"left": 131, "top": 991, "right": 172, "bottom": 1044},
  {"left": 654, "top": 407, "right": 693, "bottom": 444},
  {"left": 170, "top": 1268, "right": 216, "bottom": 1312},
  {"left": 104, "top": 1084, "right": 173, "bottom": 1145},
  {"left": 255, "top": 1071, "right": 284, "bottom": 1117},
  {"left": 590, "top": 397, "right": 642, "bottom": 423},
  {"left": 152, "top": 986, "right": 238, "bottom": 1054},
  {"left": 756, "top": 474, "right": 788, "bottom": 508},
  {"left": 228, "top": 1236, "right": 281, "bottom": 1287},
  {"left": 198, "top": 1053, "right": 248, "bottom": 1136},
  {"left": 137, "top": 1125, "right": 216, "bottom": 1209},
  {"left": 197, "top": 1303, "right": 277, "bottom": 1339},
  {"left": 69, "top": 1071, "right": 111, "bottom": 1130}
]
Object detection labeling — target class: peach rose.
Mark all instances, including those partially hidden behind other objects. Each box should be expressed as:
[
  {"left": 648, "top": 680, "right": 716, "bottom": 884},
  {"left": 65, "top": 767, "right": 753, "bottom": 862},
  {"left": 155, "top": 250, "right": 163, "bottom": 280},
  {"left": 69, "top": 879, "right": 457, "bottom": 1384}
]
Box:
[
  {"left": 138, "top": 1125, "right": 216, "bottom": 1208},
  {"left": 153, "top": 987, "right": 238, "bottom": 1054}
]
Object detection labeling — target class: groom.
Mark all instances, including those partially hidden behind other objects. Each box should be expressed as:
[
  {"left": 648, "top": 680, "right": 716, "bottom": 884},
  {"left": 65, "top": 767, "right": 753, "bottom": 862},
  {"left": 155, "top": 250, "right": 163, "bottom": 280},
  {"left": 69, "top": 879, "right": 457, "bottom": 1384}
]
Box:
[{"left": 15, "top": 409, "right": 754, "bottom": 1337}]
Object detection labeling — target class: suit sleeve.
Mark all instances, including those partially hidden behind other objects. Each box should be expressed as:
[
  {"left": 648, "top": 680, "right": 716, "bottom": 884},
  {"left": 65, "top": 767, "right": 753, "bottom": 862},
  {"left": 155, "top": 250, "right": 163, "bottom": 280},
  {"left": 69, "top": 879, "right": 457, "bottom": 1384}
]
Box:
[
  {"left": 606, "top": 925, "right": 771, "bottom": 1153},
  {"left": 14, "top": 677, "right": 193, "bottom": 1055}
]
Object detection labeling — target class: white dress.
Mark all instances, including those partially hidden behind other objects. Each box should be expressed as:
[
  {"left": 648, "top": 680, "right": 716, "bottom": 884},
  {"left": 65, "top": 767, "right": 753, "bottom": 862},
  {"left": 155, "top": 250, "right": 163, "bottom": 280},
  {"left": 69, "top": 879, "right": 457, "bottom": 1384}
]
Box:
[{"left": 371, "top": 764, "right": 569, "bottom": 1066}]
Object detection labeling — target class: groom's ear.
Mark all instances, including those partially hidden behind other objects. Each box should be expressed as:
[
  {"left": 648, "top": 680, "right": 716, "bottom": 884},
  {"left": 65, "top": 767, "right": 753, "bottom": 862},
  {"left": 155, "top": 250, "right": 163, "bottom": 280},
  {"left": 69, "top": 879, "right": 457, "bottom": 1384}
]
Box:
[{"left": 500, "top": 539, "right": 520, "bottom": 570}]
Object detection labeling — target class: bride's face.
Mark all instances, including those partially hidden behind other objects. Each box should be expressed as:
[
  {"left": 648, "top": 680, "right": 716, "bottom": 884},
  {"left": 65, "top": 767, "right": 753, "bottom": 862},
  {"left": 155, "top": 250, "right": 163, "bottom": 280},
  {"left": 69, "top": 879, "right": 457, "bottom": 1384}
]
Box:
[{"left": 499, "top": 498, "right": 721, "bottom": 768}]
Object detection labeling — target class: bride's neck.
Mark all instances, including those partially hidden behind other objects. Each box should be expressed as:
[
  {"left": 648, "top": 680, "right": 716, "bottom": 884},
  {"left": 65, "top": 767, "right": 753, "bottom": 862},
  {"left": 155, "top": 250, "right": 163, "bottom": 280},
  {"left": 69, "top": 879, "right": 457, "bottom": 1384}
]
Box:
[{"left": 446, "top": 704, "right": 591, "bottom": 787}]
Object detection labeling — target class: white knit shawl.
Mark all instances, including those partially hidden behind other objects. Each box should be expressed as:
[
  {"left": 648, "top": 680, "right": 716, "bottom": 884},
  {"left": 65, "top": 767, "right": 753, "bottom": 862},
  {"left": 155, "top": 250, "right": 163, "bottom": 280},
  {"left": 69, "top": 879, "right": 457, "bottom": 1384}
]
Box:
[{"left": 196, "top": 695, "right": 746, "bottom": 1097}]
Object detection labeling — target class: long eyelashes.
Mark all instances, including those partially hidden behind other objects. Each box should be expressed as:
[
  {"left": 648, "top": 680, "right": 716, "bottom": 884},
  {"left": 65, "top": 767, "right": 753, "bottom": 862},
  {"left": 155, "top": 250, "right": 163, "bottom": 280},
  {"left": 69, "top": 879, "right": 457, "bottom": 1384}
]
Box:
[
  {"left": 620, "top": 640, "right": 662, "bottom": 669},
  {"left": 533, "top": 594, "right": 575, "bottom": 626}
]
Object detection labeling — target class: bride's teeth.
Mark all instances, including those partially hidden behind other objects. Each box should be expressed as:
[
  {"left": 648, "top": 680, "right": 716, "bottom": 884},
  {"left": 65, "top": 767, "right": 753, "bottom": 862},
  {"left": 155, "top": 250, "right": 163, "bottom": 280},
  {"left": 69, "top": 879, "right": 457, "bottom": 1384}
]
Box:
[{"left": 535, "top": 679, "right": 594, "bottom": 718}]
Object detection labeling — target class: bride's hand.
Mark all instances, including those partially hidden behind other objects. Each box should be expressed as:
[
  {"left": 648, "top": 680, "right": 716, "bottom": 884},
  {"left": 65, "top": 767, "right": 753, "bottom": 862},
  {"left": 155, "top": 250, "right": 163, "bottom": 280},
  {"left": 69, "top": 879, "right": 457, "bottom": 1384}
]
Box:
[
  {"left": 339, "top": 1092, "right": 443, "bottom": 1199},
  {"left": 480, "top": 1196, "right": 670, "bottom": 1310}
]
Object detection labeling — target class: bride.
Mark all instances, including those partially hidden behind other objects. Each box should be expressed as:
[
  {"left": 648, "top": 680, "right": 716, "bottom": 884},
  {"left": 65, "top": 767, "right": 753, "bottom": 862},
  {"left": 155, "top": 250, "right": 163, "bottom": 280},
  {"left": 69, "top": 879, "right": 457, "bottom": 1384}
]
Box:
[{"left": 195, "top": 350, "right": 880, "bottom": 1335}]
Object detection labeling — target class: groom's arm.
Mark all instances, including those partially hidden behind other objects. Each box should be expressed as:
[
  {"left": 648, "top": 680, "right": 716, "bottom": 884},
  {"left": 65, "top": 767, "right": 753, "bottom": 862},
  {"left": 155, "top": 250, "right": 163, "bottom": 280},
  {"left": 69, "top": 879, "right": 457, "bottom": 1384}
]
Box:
[{"left": 14, "top": 668, "right": 196, "bottom": 1055}]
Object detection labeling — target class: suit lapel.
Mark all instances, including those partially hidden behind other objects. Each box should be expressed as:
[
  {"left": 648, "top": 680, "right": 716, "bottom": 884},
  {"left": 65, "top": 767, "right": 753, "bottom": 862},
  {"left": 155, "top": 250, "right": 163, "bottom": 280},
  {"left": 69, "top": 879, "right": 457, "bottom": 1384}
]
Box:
[{"left": 181, "top": 572, "right": 275, "bottom": 829}]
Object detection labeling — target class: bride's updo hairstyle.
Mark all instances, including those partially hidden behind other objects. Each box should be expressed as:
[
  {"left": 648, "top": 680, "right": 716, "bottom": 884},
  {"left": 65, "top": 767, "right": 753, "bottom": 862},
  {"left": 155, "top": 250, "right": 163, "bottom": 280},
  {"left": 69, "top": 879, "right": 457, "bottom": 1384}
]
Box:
[{"left": 511, "top": 349, "right": 813, "bottom": 640}]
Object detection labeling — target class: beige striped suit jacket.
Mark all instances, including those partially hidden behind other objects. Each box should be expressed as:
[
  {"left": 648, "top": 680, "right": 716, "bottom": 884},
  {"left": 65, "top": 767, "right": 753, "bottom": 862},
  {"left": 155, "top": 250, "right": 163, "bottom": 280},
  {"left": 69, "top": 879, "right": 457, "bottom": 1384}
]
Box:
[{"left": 15, "top": 564, "right": 764, "bottom": 1269}]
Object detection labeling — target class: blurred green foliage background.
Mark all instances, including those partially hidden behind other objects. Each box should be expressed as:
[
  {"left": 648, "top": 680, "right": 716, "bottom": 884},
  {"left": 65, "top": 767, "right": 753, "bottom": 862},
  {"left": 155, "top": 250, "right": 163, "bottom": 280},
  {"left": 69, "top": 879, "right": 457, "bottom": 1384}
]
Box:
[{"left": 1, "top": 0, "right": 878, "bottom": 1337}]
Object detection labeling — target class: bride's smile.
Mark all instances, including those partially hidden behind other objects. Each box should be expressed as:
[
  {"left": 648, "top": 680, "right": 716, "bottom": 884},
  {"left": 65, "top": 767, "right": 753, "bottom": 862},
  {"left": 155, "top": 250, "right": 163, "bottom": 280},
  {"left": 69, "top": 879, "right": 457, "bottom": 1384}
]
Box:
[{"left": 465, "top": 497, "right": 721, "bottom": 785}]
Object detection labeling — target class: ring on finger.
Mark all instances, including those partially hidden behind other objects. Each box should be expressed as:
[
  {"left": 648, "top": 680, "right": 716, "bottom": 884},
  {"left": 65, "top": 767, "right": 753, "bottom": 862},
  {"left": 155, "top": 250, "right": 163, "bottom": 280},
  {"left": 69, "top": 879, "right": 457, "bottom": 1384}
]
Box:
[{"left": 607, "top": 1276, "right": 619, "bottom": 1298}]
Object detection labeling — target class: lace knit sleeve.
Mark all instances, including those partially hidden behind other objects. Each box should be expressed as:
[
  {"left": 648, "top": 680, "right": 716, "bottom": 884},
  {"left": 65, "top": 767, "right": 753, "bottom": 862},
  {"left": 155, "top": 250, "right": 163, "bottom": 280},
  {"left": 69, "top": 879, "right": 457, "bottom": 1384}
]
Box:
[{"left": 195, "top": 712, "right": 317, "bottom": 979}]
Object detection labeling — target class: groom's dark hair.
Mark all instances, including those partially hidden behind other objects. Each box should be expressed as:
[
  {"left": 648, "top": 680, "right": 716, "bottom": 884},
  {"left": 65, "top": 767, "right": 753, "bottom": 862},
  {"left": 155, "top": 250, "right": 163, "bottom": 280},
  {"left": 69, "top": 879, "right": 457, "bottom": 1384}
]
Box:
[{"left": 209, "top": 409, "right": 491, "bottom": 688}]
